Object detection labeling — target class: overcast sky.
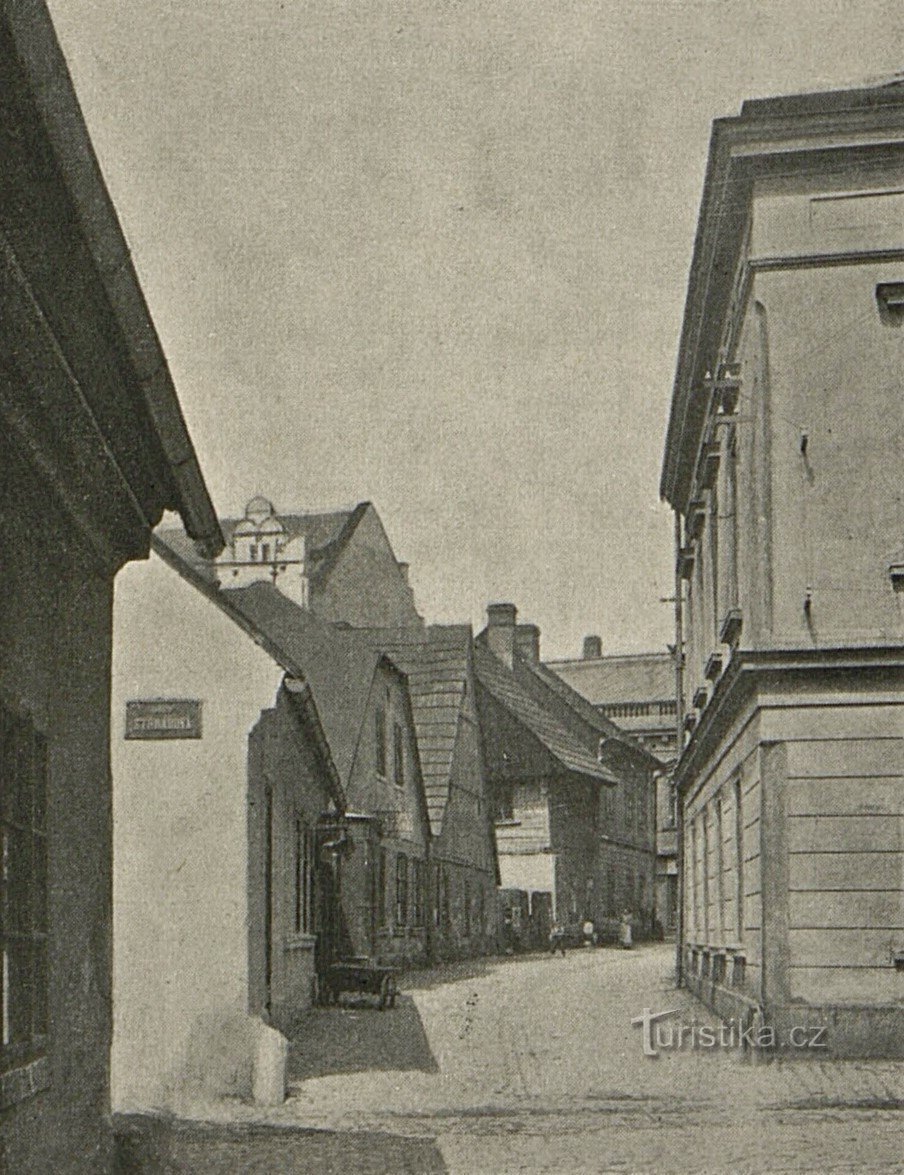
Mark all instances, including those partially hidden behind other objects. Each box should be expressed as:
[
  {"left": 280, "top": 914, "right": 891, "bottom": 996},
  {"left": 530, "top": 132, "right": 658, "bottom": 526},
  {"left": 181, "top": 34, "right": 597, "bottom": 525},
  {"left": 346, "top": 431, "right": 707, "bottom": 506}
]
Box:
[{"left": 48, "top": 0, "right": 904, "bottom": 659}]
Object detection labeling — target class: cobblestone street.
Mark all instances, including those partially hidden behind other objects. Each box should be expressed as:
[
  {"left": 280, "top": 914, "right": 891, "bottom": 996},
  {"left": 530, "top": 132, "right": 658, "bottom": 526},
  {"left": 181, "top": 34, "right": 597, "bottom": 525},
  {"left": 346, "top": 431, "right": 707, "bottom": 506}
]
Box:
[{"left": 143, "top": 944, "right": 903, "bottom": 1173}]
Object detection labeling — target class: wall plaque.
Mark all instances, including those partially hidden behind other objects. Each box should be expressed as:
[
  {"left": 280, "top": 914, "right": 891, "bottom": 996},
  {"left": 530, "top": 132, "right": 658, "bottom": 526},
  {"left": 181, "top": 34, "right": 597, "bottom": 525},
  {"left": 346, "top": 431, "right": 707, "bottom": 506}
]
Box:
[{"left": 125, "top": 699, "right": 202, "bottom": 740}]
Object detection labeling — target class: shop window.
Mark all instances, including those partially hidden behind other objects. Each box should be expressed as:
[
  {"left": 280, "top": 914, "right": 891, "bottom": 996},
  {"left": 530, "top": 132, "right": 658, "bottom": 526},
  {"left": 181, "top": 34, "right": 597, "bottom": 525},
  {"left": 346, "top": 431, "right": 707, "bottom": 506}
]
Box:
[{"left": 1, "top": 704, "right": 49, "bottom": 1072}]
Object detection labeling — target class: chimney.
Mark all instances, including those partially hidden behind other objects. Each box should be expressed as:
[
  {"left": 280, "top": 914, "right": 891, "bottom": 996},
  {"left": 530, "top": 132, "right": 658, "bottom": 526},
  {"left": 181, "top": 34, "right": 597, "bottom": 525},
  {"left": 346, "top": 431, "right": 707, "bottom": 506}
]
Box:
[
  {"left": 515, "top": 623, "right": 541, "bottom": 664},
  {"left": 583, "top": 635, "right": 602, "bottom": 660},
  {"left": 486, "top": 602, "right": 518, "bottom": 667}
]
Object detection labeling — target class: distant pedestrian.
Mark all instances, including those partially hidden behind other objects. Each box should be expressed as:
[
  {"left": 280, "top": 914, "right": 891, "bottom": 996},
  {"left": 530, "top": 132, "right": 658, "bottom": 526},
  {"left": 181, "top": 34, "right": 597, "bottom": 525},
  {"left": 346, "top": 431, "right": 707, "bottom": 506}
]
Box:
[
  {"left": 549, "top": 921, "right": 566, "bottom": 957},
  {"left": 618, "top": 910, "right": 633, "bottom": 950},
  {"left": 582, "top": 918, "right": 596, "bottom": 948}
]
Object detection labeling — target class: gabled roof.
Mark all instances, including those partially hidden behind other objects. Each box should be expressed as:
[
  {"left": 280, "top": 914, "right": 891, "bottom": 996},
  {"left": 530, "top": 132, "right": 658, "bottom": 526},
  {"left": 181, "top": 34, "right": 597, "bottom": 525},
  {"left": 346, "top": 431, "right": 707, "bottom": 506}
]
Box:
[
  {"left": 150, "top": 531, "right": 384, "bottom": 802},
  {"left": 473, "top": 645, "right": 617, "bottom": 785},
  {"left": 0, "top": 1, "right": 222, "bottom": 560},
  {"left": 222, "top": 582, "right": 384, "bottom": 787},
  {"left": 519, "top": 658, "right": 662, "bottom": 770},
  {"left": 543, "top": 652, "right": 674, "bottom": 706},
  {"left": 360, "top": 625, "right": 472, "bottom": 834},
  {"left": 155, "top": 502, "right": 369, "bottom": 589}
]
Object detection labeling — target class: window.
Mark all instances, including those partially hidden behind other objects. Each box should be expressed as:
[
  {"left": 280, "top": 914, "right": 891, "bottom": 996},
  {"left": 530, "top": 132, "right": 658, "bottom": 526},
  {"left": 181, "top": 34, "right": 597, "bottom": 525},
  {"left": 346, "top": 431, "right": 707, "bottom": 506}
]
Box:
[
  {"left": 440, "top": 865, "right": 450, "bottom": 929},
  {"left": 395, "top": 854, "right": 408, "bottom": 927},
  {"left": 688, "top": 819, "right": 698, "bottom": 939},
  {"left": 261, "top": 542, "right": 271, "bottom": 563},
  {"left": 393, "top": 723, "right": 405, "bottom": 788},
  {"left": 410, "top": 858, "right": 424, "bottom": 927},
  {"left": 734, "top": 775, "right": 744, "bottom": 943},
  {"left": 463, "top": 877, "right": 471, "bottom": 936},
  {"left": 1, "top": 704, "right": 48, "bottom": 1070},
  {"left": 293, "top": 818, "right": 315, "bottom": 935},
  {"left": 250, "top": 544, "right": 258, "bottom": 561},
  {"left": 377, "top": 850, "right": 387, "bottom": 928},
  {"left": 715, "top": 792, "right": 725, "bottom": 939},
  {"left": 493, "top": 782, "right": 514, "bottom": 822},
  {"left": 375, "top": 708, "right": 387, "bottom": 778},
  {"left": 601, "top": 785, "right": 615, "bottom": 828}
]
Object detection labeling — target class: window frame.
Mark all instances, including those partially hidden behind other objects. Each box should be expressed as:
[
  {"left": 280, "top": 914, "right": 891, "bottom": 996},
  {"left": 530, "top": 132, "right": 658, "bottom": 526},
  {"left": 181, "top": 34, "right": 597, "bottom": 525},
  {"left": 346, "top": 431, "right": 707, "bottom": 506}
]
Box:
[
  {"left": 395, "top": 853, "right": 408, "bottom": 928},
  {"left": 375, "top": 707, "right": 388, "bottom": 778},
  {"left": 1, "top": 702, "right": 50, "bottom": 1077},
  {"left": 392, "top": 722, "right": 405, "bottom": 789},
  {"left": 293, "top": 816, "right": 315, "bottom": 936}
]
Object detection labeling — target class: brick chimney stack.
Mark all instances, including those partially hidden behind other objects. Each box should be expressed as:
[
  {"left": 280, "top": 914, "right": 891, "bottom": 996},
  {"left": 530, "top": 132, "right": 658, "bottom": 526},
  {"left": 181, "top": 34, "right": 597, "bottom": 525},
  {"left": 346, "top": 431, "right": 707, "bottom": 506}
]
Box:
[
  {"left": 583, "top": 634, "right": 602, "bottom": 660},
  {"left": 515, "top": 623, "right": 541, "bottom": 664},
  {"left": 486, "top": 602, "right": 518, "bottom": 667}
]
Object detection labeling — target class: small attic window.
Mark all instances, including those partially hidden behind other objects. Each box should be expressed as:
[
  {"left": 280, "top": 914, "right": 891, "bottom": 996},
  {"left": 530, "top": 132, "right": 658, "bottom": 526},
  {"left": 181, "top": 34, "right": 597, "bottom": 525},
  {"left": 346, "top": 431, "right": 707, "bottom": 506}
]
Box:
[{"left": 876, "top": 282, "right": 904, "bottom": 317}]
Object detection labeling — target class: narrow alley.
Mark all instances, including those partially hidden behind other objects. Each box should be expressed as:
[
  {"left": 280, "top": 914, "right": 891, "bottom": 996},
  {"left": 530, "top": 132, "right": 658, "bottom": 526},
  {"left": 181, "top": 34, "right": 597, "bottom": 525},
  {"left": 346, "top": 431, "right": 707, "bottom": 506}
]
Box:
[{"left": 119, "top": 945, "right": 904, "bottom": 1172}]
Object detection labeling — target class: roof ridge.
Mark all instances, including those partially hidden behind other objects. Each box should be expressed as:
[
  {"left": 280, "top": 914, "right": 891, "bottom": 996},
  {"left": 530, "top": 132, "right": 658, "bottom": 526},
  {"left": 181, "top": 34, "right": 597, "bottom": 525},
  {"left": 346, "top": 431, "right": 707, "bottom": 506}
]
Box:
[{"left": 474, "top": 645, "right": 617, "bottom": 784}]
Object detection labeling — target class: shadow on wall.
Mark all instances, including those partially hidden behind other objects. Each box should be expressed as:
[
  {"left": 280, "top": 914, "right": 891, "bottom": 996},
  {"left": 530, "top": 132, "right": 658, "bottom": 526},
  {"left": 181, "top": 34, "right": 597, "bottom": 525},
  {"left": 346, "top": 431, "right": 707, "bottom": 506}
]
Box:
[{"left": 289, "top": 994, "right": 439, "bottom": 1081}]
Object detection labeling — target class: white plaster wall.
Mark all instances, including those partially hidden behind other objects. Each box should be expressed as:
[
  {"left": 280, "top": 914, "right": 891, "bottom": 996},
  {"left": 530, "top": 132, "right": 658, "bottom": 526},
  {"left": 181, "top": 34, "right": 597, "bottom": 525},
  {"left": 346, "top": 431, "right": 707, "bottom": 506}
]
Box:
[{"left": 111, "top": 548, "right": 286, "bottom": 1110}]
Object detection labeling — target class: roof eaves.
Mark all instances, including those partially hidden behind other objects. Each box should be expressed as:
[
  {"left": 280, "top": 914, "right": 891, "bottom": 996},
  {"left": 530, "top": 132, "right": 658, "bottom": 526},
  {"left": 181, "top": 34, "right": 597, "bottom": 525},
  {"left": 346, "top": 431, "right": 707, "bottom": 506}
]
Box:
[
  {"left": 4, "top": 3, "right": 222, "bottom": 556},
  {"left": 150, "top": 534, "right": 344, "bottom": 796},
  {"left": 474, "top": 649, "right": 617, "bottom": 785}
]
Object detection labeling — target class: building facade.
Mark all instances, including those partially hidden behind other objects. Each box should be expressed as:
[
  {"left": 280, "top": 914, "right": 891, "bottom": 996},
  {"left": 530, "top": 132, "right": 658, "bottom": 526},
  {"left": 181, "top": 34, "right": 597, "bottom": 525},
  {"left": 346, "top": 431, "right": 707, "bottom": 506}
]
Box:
[
  {"left": 163, "top": 496, "right": 422, "bottom": 629},
  {"left": 545, "top": 642, "right": 679, "bottom": 932},
  {"left": 111, "top": 553, "right": 342, "bottom": 1111},
  {"left": 154, "top": 530, "right": 435, "bottom": 975},
  {"left": 0, "top": 3, "right": 221, "bottom": 1168},
  {"left": 661, "top": 82, "right": 904, "bottom": 1056},
  {"left": 474, "top": 606, "right": 647, "bottom": 946},
  {"left": 478, "top": 607, "right": 658, "bottom": 943},
  {"left": 364, "top": 625, "right": 500, "bottom": 961}
]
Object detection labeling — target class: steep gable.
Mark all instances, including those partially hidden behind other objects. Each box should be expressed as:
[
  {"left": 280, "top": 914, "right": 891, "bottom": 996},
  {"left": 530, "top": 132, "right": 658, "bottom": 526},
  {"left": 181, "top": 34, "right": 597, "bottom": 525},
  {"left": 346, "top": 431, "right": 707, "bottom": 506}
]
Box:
[
  {"left": 314, "top": 504, "right": 422, "bottom": 627},
  {"left": 473, "top": 644, "right": 617, "bottom": 785},
  {"left": 360, "top": 625, "right": 472, "bottom": 834}
]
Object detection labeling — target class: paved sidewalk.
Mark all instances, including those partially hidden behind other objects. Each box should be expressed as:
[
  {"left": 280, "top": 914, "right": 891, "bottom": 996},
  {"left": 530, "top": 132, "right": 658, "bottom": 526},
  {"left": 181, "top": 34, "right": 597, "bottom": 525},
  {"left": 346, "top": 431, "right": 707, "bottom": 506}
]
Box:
[{"left": 151, "top": 945, "right": 903, "bottom": 1172}]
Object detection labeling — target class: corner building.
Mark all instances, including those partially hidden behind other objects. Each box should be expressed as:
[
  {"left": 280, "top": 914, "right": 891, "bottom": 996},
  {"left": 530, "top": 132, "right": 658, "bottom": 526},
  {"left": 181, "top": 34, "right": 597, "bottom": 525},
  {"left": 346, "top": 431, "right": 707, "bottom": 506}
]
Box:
[{"left": 661, "top": 81, "right": 904, "bottom": 1056}]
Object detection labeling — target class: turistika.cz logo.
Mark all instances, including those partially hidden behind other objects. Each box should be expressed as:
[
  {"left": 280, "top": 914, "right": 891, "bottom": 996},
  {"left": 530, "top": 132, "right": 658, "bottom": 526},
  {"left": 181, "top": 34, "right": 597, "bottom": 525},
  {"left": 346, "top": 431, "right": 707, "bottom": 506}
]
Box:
[{"left": 631, "top": 1007, "right": 829, "bottom": 1057}]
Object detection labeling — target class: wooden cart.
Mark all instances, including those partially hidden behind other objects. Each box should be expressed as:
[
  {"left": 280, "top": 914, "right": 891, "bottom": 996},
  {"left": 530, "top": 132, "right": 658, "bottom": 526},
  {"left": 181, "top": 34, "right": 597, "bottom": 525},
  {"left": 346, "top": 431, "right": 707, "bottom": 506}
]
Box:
[{"left": 319, "top": 958, "right": 398, "bottom": 1010}]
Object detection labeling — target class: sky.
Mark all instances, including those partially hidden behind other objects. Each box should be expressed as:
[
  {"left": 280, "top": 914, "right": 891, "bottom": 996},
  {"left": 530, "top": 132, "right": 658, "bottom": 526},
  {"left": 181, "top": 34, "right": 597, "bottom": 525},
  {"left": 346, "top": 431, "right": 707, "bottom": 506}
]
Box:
[{"left": 47, "top": 0, "right": 904, "bottom": 660}]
